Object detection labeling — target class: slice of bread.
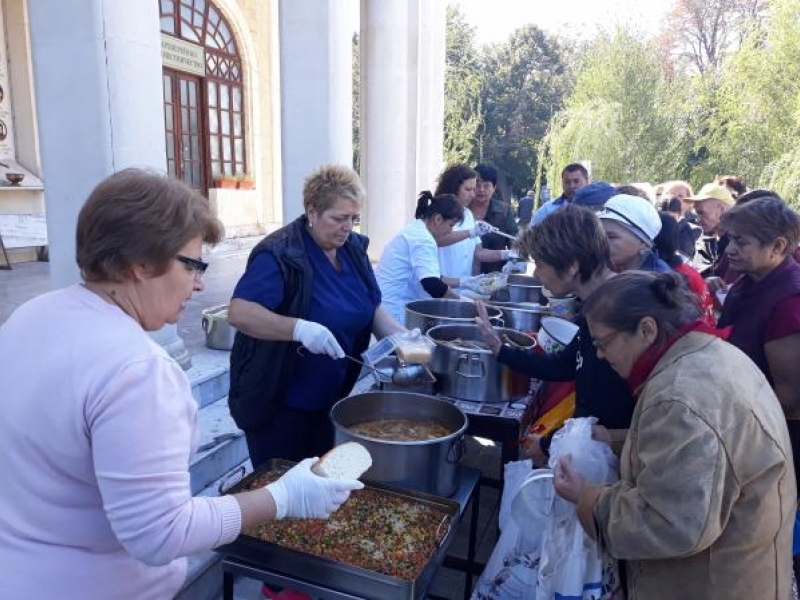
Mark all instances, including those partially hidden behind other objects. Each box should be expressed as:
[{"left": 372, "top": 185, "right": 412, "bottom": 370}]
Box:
[{"left": 312, "top": 441, "right": 373, "bottom": 480}]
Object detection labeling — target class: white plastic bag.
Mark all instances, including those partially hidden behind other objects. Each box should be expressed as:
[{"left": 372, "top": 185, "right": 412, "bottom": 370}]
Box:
[
  {"left": 547, "top": 417, "right": 619, "bottom": 485},
  {"left": 471, "top": 420, "right": 624, "bottom": 600},
  {"left": 471, "top": 460, "right": 540, "bottom": 600},
  {"left": 499, "top": 459, "right": 532, "bottom": 532}
]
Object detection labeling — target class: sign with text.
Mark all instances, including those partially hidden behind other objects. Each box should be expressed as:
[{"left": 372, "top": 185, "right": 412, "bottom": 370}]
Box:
[
  {"left": 0, "top": 213, "right": 48, "bottom": 248},
  {"left": 161, "top": 35, "right": 205, "bottom": 76}
]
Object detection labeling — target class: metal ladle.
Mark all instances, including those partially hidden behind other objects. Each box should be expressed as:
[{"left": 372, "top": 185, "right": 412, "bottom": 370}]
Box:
[{"left": 344, "top": 355, "right": 430, "bottom": 387}]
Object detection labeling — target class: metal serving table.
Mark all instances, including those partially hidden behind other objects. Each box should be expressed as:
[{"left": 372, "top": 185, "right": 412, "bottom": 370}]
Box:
[
  {"left": 439, "top": 377, "right": 543, "bottom": 487},
  {"left": 220, "top": 466, "right": 482, "bottom": 600}
]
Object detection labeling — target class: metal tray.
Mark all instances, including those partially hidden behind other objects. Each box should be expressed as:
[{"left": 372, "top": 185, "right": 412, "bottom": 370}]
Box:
[{"left": 216, "top": 459, "right": 462, "bottom": 600}]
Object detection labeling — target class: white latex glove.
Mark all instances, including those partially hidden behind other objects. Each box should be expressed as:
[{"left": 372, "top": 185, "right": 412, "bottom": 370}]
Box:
[
  {"left": 501, "top": 248, "right": 520, "bottom": 260},
  {"left": 469, "top": 220, "right": 493, "bottom": 238},
  {"left": 266, "top": 458, "right": 364, "bottom": 519},
  {"left": 460, "top": 275, "right": 484, "bottom": 292},
  {"left": 293, "top": 319, "right": 345, "bottom": 359}
]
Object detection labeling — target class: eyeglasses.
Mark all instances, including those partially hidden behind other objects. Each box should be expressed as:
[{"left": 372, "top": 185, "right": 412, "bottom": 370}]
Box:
[
  {"left": 591, "top": 330, "right": 620, "bottom": 353},
  {"left": 176, "top": 254, "right": 209, "bottom": 281}
]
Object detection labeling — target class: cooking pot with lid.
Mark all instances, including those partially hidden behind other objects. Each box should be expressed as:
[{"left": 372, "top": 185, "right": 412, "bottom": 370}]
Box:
[
  {"left": 485, "top": 301, "right": 549, "bottom": 333},
  {"left": 427, "top": 323, "right": 535, "bottom": 402},
  {"left": 404, "top": 299, "right": 502, "bottom": 334},
  {"left": 330, "top": 391, "right": 468, "bottom": 496},
  {"left": 506, "top": 275, "right": 545, "bottom": 304}
]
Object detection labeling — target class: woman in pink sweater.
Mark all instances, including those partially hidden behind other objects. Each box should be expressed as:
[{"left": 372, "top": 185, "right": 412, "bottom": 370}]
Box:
[{"left": 0, "top": 169, "right": 361, "bottom": 600}]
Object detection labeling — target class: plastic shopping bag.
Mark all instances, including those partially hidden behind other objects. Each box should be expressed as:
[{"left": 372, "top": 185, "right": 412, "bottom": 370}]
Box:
[
  {"left": 499, "top": 459, "right": 533, "bottom": 533},
  {"left": 547, "top": 417, "right": 619, "bottom": 485},
  {"left": 471, "top": 460, "right": 540, "bottom": 600}
]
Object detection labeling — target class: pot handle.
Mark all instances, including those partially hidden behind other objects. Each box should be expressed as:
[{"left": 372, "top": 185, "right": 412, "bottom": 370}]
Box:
[
  {"left": 201, "top": 314, "right": 211, "bottom": 334},
  {"left": 435, "top": 514, "right": 453, "bottom": 548},
  {"left": 218, "top": 465, "right": 246, "bottom": 495},
  {"left": 447, "top": 433, "right": 466, "bottom": 464},
  {"left": 456, "top": 353, "right": 485, "bottom": 378}
]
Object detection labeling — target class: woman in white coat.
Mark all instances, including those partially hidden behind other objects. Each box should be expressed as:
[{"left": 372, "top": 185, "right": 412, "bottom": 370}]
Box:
[{"left": 376, "top": 192, "right": 465, "bottom": 323}]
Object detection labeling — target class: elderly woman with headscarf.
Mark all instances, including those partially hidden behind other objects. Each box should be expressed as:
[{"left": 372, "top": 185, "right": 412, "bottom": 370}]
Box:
[
  {"left": 597, "top": 194, "right": 670, "bottom": 273},
  {"left": 0, "top": 169, "right": 361, "bottom": 600}
]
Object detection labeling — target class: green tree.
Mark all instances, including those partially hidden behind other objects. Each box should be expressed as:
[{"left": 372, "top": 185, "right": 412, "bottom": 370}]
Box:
[
  {"left": 479, "top": 25, "right": 571, "bottom": 198},
  {"left": 541, "top": 28, "right": 694, "bottom": 193},
  {"left": 443, "top": 5, "right": 484, "bottom": 166},
  {"left": 702, "top": 0, "right": 800, "bottom": 205}
]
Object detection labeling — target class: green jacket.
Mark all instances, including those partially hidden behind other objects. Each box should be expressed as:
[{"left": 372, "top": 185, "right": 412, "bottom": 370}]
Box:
[{"left": 578, "top": 332, "right": 796, "bottom": 600}]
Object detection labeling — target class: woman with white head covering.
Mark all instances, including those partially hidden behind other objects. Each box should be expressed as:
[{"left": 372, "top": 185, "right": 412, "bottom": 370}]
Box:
[{"left": 598, "top": 194, "right": 671, "bottom": 273}]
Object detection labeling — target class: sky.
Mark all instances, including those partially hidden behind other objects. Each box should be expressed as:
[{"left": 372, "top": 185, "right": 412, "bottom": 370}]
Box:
[{"left": 452, "top": 0, "right": 678, "bottom": 45}]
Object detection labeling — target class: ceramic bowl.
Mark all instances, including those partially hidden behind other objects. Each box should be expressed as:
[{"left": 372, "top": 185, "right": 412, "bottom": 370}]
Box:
[{"left": 538, "top": 316, "right": 579, "bottom": 353}]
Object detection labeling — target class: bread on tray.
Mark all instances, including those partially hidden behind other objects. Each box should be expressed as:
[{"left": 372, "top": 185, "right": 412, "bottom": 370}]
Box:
[{"left": 311, "top": 441, "right": 372, "bottom": 480}]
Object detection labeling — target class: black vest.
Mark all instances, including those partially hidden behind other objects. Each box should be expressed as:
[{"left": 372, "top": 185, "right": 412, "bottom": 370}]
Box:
[{"left": 228, "top": 216, "right": 378, "bottom": 431}]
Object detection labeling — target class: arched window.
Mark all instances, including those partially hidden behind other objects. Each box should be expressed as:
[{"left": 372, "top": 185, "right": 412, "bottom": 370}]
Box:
[{"left": 160, "top": 0, "right": 246, "bottom": 190}]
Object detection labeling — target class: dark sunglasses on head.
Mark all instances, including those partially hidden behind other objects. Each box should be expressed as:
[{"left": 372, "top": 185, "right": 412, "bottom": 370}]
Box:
[{"left": 176, "top": 254, "right": 209, "bottom": 274}]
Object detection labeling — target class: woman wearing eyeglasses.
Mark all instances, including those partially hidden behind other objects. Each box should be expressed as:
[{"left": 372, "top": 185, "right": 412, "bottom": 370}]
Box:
[
  {"left": 228, "top": 164, "right": 405, "bottom": 470},
  {"left": 0, "top": 169, "right": 362, "bottom": 600},
  {"left": 553, "top": 271, "right": 795, "bottom": 600}
]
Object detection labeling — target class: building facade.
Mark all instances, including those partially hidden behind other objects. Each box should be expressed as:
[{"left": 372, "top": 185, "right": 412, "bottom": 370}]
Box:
[{"left": 0, "top": 0, "right": 446, "bottom": 272}]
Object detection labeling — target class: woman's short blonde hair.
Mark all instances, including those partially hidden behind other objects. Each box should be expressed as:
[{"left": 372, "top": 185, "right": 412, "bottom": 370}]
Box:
[
  {"left": 77, "top": 168, "right": 223, "bottom": 282},
  {"left": 302, "top": 164, "right": 365, "bottom": 214}
]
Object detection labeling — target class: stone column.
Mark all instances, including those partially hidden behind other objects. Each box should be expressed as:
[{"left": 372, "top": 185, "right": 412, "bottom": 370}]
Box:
[
  {"left": 359, "top": 0, "right": 412, "bottom": 260},
  {"left": 278, "top": 0, "right": 355, "bottom": 221},
  {"left": 414, "top": 1, "right": 446, "bottom": 193},
  {"left": 28, "top": 0, "right": 191, "bottom": 369}
]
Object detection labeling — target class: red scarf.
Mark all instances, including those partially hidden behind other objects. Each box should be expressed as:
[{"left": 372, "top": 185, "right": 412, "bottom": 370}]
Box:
[{"left": 626, "top": 320, "right": 729, "bottom": 396}]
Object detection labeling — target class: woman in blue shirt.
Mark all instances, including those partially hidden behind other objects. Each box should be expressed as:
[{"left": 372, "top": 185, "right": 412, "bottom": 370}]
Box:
[{"left": 228, "top": 165, "right": 405, "bottom": 467}]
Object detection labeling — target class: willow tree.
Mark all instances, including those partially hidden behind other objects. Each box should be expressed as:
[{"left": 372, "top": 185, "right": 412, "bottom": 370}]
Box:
[
  {"left": 704, "top": 0, "right": 800, "bottom": 205},
  {"left": 541, "top": 29, "right": 693, "bottom": 192}
]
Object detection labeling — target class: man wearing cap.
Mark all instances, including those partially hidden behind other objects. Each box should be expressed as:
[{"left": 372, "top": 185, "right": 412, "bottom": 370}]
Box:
[
  {"left": 531, "top": 163, "right": 590, "bottom": 226},
  {"left": 597, "top": 194, "right": 671, "bottom": 273},
  {"left": 572, "top": 181, "right": 617, "bottom": 212},
  {"left": 684, "top": 183, "right": 736, "bottom": 277}
]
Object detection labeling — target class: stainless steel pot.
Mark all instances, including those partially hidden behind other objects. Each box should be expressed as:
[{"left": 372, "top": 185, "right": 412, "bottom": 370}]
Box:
[
  {"left": 427, "top": 323, "right": 535, "bottom": 402},
  {"left": 201, "top": 304, "right": 237, "bottom": 350},
  {"left": 485, "top": 301, "right": 550, "bottom": 333},
  {"left": 506, "top": 275, "right": 544, "bottom": 304},
  {"left": 404, "top": 299, "right": 502, "bottom": 334},
  {"left": 330, "top": 392, "right": 468, "bottom": 496}
]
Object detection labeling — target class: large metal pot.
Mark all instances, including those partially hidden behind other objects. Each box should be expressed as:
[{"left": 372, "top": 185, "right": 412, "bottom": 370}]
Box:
[
  {"left": 486, "top": 301, "right": 550, "bottom": 333},
  {"left": 427, "top": 324, "right": 536, "bottom": 402},
  {"left": 330, "top": 392, "right": 468, "bottom": 497},
  {"left": 405, "top": 299, "right": 502, "bottom": 334},
  {"left": 506, "top": 275, "right": 545, "bottom": 304},
  {"left": 201, "top": 304, "right": 237, "bottom": 350}
]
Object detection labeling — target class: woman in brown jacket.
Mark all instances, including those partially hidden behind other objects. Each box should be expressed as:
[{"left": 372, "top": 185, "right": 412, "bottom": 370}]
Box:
[{"left": 554, "top": 271, "right": 796, "bottom": 600}]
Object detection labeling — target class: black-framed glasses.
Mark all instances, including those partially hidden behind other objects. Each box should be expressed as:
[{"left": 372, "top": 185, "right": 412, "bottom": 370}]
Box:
[{"left": 176, "top": 254, "right": 209, "bottom": 280}]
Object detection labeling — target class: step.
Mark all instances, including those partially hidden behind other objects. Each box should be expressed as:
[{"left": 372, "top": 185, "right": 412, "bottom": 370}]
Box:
[
  {"left": 190, "top": 398, "right": 248, "bottom": 495},
  {"left": 174, "top": 461, "right": 253, "bottom": 600},
  {"left": 187, "top": 347, "right": 231, "bottom": 409}
]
